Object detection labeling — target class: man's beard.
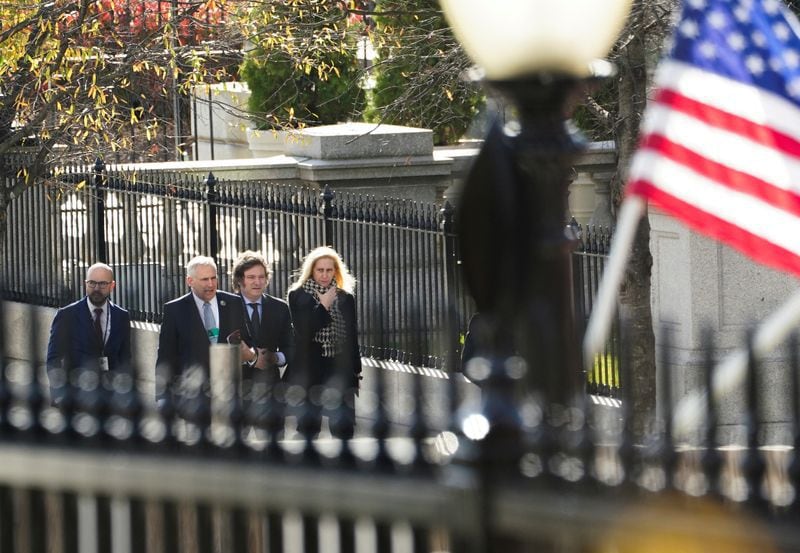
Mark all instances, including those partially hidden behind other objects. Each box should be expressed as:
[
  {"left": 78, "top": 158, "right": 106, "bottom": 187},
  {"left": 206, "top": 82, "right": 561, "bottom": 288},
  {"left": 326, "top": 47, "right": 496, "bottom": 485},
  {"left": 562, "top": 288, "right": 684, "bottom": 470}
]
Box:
[{"left": 89, "top": 292, "right": 107, "bottom": 306}]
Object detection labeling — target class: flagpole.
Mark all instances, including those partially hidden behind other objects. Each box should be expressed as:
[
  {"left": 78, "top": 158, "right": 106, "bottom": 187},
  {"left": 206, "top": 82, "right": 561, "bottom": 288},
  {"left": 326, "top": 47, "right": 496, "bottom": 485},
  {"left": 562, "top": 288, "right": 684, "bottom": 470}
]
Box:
[
  {"left": 674, "top": 286, "right": 800, "bottom": 437},
  {"left": 582, "top": 196, "right": 646, "bottom": 371}
]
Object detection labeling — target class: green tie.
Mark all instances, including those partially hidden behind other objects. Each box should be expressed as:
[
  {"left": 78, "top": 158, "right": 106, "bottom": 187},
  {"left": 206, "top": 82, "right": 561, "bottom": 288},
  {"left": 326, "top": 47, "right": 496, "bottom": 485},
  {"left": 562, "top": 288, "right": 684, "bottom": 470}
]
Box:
[{"left": 203, "top": 302, "right": 218, "bottom": 343}]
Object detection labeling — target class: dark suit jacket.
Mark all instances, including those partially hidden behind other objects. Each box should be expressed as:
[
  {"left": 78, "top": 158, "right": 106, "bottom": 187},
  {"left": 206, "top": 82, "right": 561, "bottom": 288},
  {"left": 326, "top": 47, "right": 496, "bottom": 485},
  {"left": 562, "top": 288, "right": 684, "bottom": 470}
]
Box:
[
  {"left": 240, "top": 293, "right": 295, "bottom": 368},
  {"left": 286, "top": 287, "right": 360, "bottom": 388},
  {"left": 156, "top": 290, "right": 245, "bottom": 378},
  {"left": 46, "top": 297, "right": 132, "bottom": 373}
]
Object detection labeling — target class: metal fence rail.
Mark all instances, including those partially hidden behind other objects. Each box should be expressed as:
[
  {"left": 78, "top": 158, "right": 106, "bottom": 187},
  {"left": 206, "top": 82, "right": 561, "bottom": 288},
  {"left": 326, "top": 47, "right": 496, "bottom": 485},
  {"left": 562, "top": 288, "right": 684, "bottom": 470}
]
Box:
[
  {"left": 2, "top": 160, "right": 474, "bottom": 368},
  {"left": 0, "top": 301, "right": 799, "bottom": 552},
  {"left": 2, "top": 158, "right": 614, "bottom": 389},
  {"left": 571, "top": 221, "right": 618, "bottom": 395}
]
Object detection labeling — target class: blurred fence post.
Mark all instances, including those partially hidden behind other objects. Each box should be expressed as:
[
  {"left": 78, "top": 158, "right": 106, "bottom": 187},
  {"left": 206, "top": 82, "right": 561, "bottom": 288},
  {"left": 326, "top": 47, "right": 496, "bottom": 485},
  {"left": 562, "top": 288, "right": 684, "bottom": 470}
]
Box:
[
  {"left": 441, "top": 201, "right": 461, "bottom": 369},
  {"left": 321, "top": 184, "right": 334, "bottom": 248},
  {"left": 93, "top": 158, "right": 107, "bottom": 263},
  {"left": 205, "top": 172, "right": 218, "bottom": 261}
]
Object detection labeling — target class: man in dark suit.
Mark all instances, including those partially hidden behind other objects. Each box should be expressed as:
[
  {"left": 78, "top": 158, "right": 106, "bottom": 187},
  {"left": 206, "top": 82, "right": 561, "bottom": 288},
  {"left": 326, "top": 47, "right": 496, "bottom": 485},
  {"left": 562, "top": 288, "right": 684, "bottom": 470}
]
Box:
[
  {"left": 231, "top": 251, "right": 294, "bottom": 404},
  {"left": 156, "top": 255, "right": 247, "bottom": 400},
  {"left": 46, "top": 262, "right": 132, "bottom": 402}
]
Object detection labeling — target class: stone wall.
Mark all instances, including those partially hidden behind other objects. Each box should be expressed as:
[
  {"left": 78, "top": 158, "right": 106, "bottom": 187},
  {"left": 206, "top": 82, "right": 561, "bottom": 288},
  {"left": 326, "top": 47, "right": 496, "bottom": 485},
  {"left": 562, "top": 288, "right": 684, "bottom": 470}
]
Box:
[
  {"left": 188, "top": 82, "right": 617, "bottom": 222},
  {"left": 650, "top": 210, "right": 797, "bottom": 444}
]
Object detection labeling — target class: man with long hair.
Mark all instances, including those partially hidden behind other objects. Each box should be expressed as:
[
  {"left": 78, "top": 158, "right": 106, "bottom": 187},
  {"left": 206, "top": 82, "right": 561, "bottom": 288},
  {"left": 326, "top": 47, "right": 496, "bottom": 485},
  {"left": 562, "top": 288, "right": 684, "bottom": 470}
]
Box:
[{"left": 232, "top": 250, "right": 294, "bottom": 406}]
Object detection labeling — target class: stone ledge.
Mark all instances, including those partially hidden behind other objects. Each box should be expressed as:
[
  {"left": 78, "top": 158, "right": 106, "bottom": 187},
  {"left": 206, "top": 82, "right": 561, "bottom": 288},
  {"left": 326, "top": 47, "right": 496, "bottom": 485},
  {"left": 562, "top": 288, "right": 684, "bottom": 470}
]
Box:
[{"left": 284, "top": 123, "right": 434, "bottom": 160}]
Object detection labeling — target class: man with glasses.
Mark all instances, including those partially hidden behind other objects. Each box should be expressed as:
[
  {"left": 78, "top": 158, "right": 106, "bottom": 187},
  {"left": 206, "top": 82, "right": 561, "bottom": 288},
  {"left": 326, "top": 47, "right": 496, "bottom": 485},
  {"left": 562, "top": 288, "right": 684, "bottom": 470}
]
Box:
[{"left": 46, "top": 263, "right": 132, "bottom": 402}]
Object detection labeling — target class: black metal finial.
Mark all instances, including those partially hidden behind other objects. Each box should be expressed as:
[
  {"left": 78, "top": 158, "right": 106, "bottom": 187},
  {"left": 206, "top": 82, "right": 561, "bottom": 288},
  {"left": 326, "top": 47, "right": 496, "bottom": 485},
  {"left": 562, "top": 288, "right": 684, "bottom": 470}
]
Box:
[
  {"left": 0, "top": 304, "right": 14, "bottom": 438},
  {"left": 248, "top": 383, "right": 283, "bottom": 463},
  {"left": 295, "top": 385, "right": 321, "bottom": 467},
  {"left": 743, "top": 329, "right": 767, "bottom": 510},
  {"left": 660, "top": 325, "right": 677, "bottom": 491},
  {"left": 700, "top": 327, "right": 721, "bottom": 498},
  {"left": 205, "top": 172, "right": 219, "bottom": 260},
  {"left": 371, "top": 362, "right": 393, "bottom": 473},
  {"left": 107, "top": 369, "right": 143, "bottom": 447},
  {"left": 788, "top": 332, "right": 800, "bottom": 512},
  {"left": 617, "top": 321, "right": 636, "bottom": 489},
  {"left": 321, "top": 184, "right": 334, "bottom": 246},
  {"left": 408, "top": 373, "right": 430, "bottom": 474}
]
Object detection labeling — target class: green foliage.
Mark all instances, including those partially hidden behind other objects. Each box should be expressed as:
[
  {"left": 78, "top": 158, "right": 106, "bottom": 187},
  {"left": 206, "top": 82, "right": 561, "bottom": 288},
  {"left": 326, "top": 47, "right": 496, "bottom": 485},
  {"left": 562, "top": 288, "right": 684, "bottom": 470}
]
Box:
[
  {"left": 572, "top": 77, "right": 618, "bottom": 142},
  {"left": 0, "top": 0, "right": 238, "bottom": 169},
  {"left": 238, "top": 0, "right": 366, "bottom": 129},
  {"left": 240, "top": 50, "right": 365, "bottom": 129},
  {"left": 367, "top": 0, "right": 484, "bottom": 145}
]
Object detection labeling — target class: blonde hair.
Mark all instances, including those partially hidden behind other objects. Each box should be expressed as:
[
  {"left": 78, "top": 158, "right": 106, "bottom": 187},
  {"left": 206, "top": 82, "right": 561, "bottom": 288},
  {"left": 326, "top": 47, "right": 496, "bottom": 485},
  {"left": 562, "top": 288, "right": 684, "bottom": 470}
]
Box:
[{"left": 289, "top": 246, "right": 355, "bottom": 294}]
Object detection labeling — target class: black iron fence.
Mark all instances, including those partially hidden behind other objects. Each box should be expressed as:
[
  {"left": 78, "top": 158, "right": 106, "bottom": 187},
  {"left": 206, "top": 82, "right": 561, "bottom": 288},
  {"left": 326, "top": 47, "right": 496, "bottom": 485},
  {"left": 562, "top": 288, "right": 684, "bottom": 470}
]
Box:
[
  {"left": 571, "top": 222, "right": 619, "bottom": 396},
  {"left": 0, "top": 301, "right": 798, "bottom": 552},
  {"left": 2, "top": 159, "right": 616, "bottom": 390},
  {"left": 2, "top": 160, "right": 474, "bottom": 368}
]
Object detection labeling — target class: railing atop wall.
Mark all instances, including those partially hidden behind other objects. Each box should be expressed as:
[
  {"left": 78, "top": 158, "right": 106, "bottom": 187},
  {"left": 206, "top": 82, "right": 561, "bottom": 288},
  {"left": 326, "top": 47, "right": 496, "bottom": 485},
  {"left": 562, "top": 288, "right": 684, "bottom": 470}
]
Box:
[
  {"left": 571, "top": 221, "right": 619, "bottom": 396},
  {"left": 1, "top": 158, "right": 619, "bottom": 391},
  {"left": 1, "top": 301, "right": 800, "bottom": 552},
  {"left": 2, "top": 160, "right": 474, "bottom": 368}
]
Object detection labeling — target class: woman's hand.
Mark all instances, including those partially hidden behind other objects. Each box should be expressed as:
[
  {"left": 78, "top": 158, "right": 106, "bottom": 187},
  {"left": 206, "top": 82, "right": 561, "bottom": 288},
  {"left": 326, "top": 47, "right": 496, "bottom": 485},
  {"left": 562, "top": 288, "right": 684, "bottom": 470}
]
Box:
[{"left": 318, "top": 286, "right": 337, "bottom": 310}]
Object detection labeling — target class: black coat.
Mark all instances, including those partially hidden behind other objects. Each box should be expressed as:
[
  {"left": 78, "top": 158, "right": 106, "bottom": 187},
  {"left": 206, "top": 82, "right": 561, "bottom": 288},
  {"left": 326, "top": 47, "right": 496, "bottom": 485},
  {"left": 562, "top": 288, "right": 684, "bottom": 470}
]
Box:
[
  {"left": 286, "top": 287, "right": 361, "bottom": 389},
  {"left": 46, "top": 297, "right": 132, "bottom": 373},
  {"left": 156, "top": 290, "right": 244, "bottom": 378},
  {"left": 240, "top": 293, "right": 295, "bottom": 384}
]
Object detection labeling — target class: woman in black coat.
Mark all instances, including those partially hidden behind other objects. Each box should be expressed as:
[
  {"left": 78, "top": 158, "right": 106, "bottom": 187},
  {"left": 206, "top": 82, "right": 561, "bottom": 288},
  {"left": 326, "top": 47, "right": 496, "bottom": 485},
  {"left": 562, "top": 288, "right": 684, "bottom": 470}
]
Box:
[{"left": 287, "top": 246, "right": 361, "bottom": 438}]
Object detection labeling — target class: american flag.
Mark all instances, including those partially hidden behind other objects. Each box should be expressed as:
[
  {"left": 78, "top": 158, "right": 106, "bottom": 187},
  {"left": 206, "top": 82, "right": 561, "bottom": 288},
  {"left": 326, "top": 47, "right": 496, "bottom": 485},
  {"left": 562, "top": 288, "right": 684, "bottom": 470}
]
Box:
[{"left": 627, "top": 0, "right": 800, "bottom": 277}]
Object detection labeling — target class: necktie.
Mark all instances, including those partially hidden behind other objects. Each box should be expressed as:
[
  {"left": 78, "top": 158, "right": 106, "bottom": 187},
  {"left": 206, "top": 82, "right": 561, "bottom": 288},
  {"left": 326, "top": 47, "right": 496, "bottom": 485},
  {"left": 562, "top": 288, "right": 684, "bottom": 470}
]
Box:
[
  {"left": 93, "top": 308, "right": 103, "bottom": 344},
  {"left": 203, "top": 301, "right": 218, "bottom": 343},
  {"left": 249, "top": 302, "right": 261, "bottom": 340}
]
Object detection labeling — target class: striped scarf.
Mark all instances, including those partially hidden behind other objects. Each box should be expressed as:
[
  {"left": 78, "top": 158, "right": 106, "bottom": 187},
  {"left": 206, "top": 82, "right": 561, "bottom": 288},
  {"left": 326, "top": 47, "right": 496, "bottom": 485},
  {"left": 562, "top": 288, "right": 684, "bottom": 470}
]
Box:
[{"left": 303, "top": 279, "right": 347, "bottom": 357}]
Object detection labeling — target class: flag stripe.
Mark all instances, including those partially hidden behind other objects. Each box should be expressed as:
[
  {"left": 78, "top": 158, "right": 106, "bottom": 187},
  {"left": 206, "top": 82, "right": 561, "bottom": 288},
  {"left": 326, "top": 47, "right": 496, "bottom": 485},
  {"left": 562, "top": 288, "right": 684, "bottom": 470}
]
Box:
[
  {"left": 628, "top": 150, "right": 800, "bottom": 257},
  {"left": 638, "top": 133, "right": 800, "bottom": 215},
  {"left": 630, "top": 179, "right": 800, "bottom": 277},
  {"left": 640, "top": 102, "right": 800, "bottom": 196},
  {"left": 655, "top": 60, "right": 800, "bottom": 142},
  {"left": 654, "top": 88, "right": 800, "bottom": 158}
]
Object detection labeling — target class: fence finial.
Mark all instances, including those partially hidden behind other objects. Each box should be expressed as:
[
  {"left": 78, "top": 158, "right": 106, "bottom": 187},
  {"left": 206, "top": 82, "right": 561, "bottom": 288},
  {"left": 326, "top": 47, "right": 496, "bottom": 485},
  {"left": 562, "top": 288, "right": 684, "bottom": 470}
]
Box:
[
  {"left": 205, "top": 172, "right": 218, "bottom": 260},
  {"left": 321, "top": 184, "right": 335, "bottom": 246},
  {"left": 93, "top": 157, "right": 107, "bottom": 262}
]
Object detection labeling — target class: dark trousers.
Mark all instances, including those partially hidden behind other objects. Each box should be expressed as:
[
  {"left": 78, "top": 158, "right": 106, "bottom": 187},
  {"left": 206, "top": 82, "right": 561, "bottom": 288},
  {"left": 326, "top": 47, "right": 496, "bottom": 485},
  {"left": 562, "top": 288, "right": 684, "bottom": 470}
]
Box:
[
  {"left": 300, "top": 356, "right": 356, "bottom": 439},
  {"left": 241, "top": 364, "right": 281, "bottom": 421}
]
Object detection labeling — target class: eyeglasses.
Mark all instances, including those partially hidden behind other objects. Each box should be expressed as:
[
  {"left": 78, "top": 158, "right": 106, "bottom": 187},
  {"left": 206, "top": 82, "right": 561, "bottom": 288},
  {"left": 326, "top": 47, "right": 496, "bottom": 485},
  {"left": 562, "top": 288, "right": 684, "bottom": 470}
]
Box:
[{"left": 85, "top": 280, "right": 111, "bottom": 288}]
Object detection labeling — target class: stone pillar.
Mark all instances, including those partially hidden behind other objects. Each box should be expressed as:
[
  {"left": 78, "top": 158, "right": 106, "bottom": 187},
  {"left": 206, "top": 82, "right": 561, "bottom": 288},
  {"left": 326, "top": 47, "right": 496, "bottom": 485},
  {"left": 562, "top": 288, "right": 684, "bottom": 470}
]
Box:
[
  {"left": 650, "top": 209, "right": 796, "bottom": 445},
  {"left": 567, "top": 171, "right": 597, "bottom": 225},
  {"left": 587, "top": 170, "right": 615, "bottom": 228},
  {"left": 573, "top": 140, "right": 616, "bottom": 228}
]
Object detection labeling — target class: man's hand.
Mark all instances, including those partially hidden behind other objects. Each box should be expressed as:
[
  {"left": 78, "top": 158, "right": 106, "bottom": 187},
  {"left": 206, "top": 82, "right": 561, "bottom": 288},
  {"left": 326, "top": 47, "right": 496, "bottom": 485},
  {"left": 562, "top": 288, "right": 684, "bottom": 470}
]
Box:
[
  {"left": 239, "top": 342, "right": 257, "bottom": 363},
  {"left": 254, "top": 348, "right": 279, "bottom": 370}
]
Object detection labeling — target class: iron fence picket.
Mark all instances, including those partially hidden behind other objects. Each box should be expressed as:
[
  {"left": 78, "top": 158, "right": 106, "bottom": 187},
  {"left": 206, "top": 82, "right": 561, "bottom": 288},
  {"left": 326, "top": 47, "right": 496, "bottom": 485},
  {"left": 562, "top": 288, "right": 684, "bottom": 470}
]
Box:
[
  {"left": 3, "top": 160, "right": 615, "bottom": 376},
  {"left": 1, "top": 298, "right": 800, "bottom": 550}
]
